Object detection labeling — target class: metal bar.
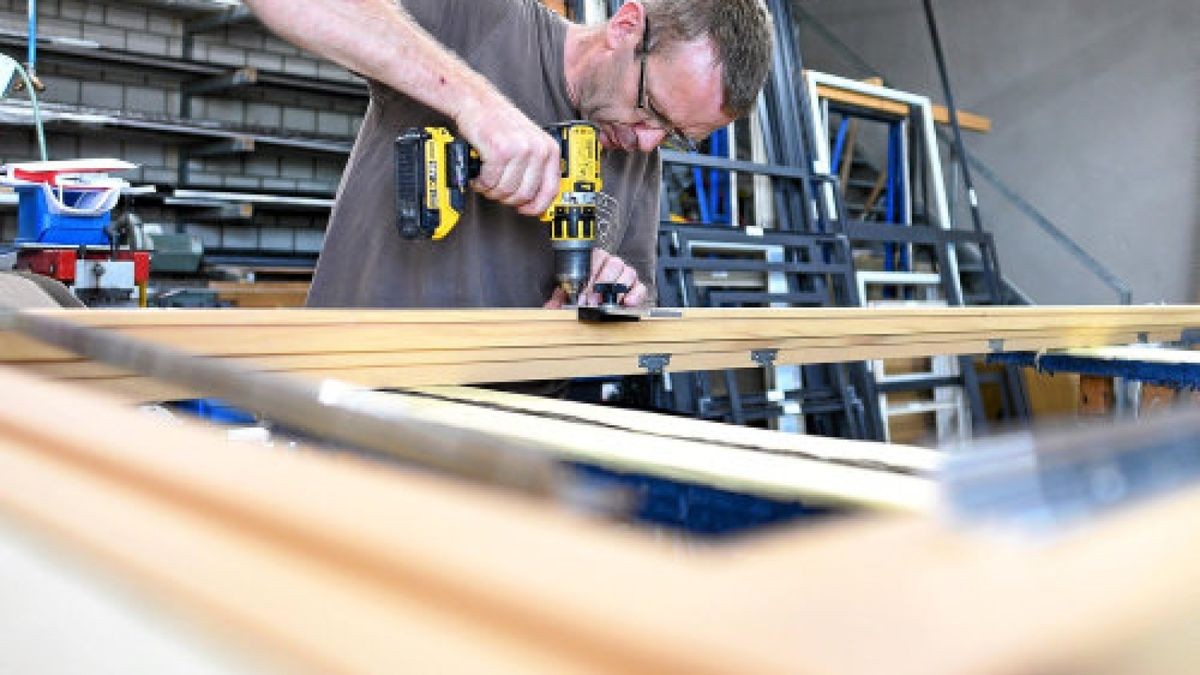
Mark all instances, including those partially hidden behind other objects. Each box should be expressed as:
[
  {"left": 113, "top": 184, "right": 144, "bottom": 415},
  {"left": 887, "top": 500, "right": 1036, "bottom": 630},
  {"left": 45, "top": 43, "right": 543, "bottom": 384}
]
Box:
[
  {"left": 875, "top": 375, "right": 963, "bottom": 394},
  {"left": 183, "top": 67, "right": 257, "bottom": 97},
  {"left": 957, "top": 354, "right": 989, "bottom": 433},
  {"left": 660, "top": 222, "right": 845, "bottom": 245},
  {"left": 0, "top": 31, "right": 366, "bottom": 98},
  {"left": 161, "top": 198, "right": 253, "bottom": 220},
  {"left": 188, "top": 136, "right": 255, "bottom": 156},
  {"left": 173, "top": 189, "right": 334, "bottom": 209},
  {"left": 707, "top": 291, "right": 834, "bottom": 306},
  {"left": 723, "top": 370, "right": 746, "bottom": 425},
  {"left": 832, "top": 365, "right": 866, "bottom": 439},
  {"left": 921, "top": 0, "right": 982, "bottom": 234},
  {"left": 843, "top": 220, "right": 995, "bottom": 246},
  {"left": 25, "top": 0, "right": 36, "bottom": 74},
  {"left": 0, "top": 101, "right": 354, "bottom": 154},
  {"left": 658, "top": 259, "right": 851, "bottom": 275},
  {"left": 4, "top": 310, "right": 574, "bottom": 503},
  {"left": 764, "top": 0, "right": 811, "bottom": 230}
]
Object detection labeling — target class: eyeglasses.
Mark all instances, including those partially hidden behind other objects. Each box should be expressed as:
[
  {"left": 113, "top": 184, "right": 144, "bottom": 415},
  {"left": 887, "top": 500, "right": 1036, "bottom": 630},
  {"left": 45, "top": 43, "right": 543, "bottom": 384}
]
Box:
[{"left": 635, "top": 17, "right": 698, "bottom": 153}]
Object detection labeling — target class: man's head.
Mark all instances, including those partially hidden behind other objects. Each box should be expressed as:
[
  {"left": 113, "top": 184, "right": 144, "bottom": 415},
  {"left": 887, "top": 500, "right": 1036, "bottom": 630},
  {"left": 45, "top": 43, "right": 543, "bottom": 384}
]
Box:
[{"left": 566, "top": 0, "right": 774, "bottom": 153}]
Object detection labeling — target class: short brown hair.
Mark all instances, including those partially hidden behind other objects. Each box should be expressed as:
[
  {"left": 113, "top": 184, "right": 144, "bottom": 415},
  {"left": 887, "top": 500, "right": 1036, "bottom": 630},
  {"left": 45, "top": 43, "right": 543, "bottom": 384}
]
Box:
[{"left": 642, "top": 0, "right": 774, "bottom": 118}]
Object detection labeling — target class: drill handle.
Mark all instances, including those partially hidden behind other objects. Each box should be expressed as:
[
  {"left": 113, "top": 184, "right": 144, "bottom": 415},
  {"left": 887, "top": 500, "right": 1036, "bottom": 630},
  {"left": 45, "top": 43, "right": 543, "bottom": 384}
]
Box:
[{"left": 448, "top": 139, "right": 481, "bottom": 190}]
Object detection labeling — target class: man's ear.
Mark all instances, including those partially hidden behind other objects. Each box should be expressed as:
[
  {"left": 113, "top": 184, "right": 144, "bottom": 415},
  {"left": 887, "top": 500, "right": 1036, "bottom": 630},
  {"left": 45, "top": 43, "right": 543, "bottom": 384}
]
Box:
[{"left": 604, "top": 1, "right": 645, "bottom": 51}]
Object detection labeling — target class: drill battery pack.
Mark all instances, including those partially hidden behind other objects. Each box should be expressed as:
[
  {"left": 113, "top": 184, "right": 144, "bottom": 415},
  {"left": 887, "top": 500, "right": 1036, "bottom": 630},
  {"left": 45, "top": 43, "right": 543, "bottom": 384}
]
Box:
[{"left": 394, "top": 127, "right": 479, "bottom": 240}]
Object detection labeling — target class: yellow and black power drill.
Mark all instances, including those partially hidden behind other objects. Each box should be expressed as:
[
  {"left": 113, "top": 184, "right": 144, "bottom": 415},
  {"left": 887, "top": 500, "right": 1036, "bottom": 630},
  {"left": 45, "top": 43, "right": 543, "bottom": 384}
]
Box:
[{"left": 395, "top": 121, "right": 602, "bottom": 305}]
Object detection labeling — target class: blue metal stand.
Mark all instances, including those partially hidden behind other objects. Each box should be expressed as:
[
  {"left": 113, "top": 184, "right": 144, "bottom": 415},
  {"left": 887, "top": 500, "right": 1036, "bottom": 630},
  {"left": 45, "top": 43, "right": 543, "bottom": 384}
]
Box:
[{"left": 692, "top": 127, "right": 731, "bottom": 225}]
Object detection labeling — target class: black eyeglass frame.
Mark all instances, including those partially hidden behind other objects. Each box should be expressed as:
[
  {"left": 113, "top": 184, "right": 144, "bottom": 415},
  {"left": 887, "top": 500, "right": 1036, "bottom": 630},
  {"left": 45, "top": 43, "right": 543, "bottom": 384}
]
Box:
[{"left": 634, "top": 16, "right": 698, "bottom": 153}]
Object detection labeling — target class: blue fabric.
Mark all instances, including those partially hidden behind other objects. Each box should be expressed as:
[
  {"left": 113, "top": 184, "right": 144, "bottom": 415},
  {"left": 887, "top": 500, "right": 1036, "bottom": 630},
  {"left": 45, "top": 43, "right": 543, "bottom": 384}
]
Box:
[
  {"left": 989, "top": 351, "right": 1200, "bottom": 390},
  {"left": 568, "top": 462, "right": 837, "bottom": 537}
]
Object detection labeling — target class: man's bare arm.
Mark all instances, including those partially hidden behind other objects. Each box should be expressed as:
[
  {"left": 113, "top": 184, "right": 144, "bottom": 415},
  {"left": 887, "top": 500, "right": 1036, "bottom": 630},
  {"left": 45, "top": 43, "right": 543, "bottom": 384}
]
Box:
[{"left": 244, "top": 0, "right": 560, "bottom": 215}]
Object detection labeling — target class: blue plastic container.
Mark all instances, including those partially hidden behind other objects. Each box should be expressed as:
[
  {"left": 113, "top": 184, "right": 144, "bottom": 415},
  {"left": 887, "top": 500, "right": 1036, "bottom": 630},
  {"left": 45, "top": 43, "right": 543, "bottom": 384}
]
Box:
[
  {"left": 15, "top": 183, "right": 114, "bottom": 245},
  {"left": 169, "top": 399, "right": 259, "bottom": 425}
]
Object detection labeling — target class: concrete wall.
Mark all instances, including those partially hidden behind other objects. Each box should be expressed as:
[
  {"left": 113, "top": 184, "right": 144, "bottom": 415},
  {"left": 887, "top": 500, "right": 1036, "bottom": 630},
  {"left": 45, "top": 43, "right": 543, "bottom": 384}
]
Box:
[
  {"left": 800, "top": 0, "right": 1199, "bottom": 304},
  {"left": 0, "top": 0, "right": 362, "bottom": 251}
]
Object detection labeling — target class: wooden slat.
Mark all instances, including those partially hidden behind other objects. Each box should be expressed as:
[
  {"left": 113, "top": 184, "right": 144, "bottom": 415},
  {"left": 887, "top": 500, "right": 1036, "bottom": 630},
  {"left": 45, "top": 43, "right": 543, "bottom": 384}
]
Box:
[
  {"left": 424, "top": 385, "right": 938, "bottom": 470},
  {"left": 816, "top": 82, "right": 993, "bottom": 132},
  {"left": 24, "top": 304, "right": 1200, "bottom": 326},
  {"left": 209, "top": 281, "right": 309, "bottom": 308},
  {"left": 2, "top": 306, "right": 1196, "bottom": 396},
  {"left": 4, "top": 326, "right": 1177, "bottom": 369},
  {"left": 391, "top": 386, "right": 938, "bottom": 511},
  {"left": 3, "top": 329, "right": 1181, "bottom": 404}
]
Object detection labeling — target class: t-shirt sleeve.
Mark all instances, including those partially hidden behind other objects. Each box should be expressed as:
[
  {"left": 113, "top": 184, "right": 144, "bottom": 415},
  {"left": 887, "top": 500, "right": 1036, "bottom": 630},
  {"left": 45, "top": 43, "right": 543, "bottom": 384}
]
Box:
[{"left": 399, "top": 0, "right": 512, "bottom": 57}]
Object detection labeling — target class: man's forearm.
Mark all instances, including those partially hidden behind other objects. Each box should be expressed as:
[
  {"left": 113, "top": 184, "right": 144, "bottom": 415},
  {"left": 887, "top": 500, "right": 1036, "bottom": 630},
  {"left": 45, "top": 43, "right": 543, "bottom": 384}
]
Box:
[
  {"left": 244, "top": 0, "right": 493, "bottom": 123},
  {"left": 246, "top": 0, "right": 564, "bottom": 216}
]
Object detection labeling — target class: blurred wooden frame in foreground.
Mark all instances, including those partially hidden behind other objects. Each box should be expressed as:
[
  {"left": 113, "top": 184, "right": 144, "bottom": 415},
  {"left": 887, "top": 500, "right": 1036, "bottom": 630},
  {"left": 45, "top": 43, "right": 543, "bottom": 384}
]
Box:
[{"left": 5, "top": 305, "right": 1200, "bottom": 672}]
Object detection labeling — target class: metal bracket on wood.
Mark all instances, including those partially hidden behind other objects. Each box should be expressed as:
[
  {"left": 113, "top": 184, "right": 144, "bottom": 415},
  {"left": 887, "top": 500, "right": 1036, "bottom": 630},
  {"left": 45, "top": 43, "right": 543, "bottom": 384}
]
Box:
[
  {"left": 1180, "top": 328, "right": 1200, "bottom": 346},
  {"left": 988, "top": 339, "right": 1005, "bottom": 352},
  {"left": 1137, "top": 332, "right": 1149, "bottom": 344},
  {"left": 637, "top": 353, "right": 671, "bottom": 375},
  {"left": 750, "top": 348, "right": 779, "bottom": 368}
]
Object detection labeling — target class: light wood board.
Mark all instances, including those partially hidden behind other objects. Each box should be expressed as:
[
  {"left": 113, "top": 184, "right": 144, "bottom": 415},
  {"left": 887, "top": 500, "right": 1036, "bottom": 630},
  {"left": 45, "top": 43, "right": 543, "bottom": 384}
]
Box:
[
  {"left": 398, "top": 386, "right": 938, "bottom": 512},
  {"left": 4, "top": 367, "right": 1200, "bottom": 674},
  {"left": 1, "top": 306, "right": 1197, "bottom": 400}
]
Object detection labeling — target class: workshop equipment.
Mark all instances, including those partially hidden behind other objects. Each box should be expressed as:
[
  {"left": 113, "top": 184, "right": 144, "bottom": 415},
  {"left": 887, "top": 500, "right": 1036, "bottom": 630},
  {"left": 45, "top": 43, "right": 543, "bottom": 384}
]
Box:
[
  {"left": 146, "top": 231, "right": 204, "bottom": 275},
  {"left": 2, "top": 158, "right": 150, "bottom": 306},
  {"left": 395, "top": 121, "right": 602, "bottom": 305}
]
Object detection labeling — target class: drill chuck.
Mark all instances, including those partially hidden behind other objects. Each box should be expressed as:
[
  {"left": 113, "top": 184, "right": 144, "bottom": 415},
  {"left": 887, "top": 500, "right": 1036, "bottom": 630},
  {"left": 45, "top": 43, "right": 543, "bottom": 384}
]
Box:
[{"left": 553, "top": 240, "right": 592, "bottom": 305}]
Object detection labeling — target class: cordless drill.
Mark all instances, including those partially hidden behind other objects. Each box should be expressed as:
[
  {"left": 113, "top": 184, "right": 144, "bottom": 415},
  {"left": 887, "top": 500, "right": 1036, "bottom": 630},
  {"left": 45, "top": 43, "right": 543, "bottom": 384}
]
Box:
[{"left": 395, "top": 122, "right": 602, "bottom": 304}]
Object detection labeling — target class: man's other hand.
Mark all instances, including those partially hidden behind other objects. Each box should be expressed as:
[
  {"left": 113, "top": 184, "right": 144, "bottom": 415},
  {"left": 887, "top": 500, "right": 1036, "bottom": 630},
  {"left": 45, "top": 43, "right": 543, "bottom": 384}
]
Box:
[{"left": 543, "top": 248, "right": 648, "bottom": 308}]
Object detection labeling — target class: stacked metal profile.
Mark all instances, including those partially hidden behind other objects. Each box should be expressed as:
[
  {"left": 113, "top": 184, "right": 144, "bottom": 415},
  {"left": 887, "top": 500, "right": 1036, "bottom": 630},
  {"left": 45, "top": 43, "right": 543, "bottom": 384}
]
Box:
[
  {"left": 628, "top": 0, "right": 885, "bottom": 439},
  {"left": 642, "top": 0, "right": 1030, "bottom": 440}
]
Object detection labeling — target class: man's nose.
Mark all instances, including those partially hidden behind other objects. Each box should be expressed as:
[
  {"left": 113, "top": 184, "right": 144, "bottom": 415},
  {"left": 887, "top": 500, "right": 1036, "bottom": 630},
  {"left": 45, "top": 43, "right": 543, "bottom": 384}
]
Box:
[{"left": 635, "top": 127, "right": 668, "bottom": 152}]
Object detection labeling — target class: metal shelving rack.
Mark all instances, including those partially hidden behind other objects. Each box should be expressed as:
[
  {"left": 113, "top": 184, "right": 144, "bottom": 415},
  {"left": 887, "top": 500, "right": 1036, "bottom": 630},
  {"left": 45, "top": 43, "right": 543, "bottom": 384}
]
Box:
[{"left": 0, "top": 2, "right": 362, "bottom": 266}]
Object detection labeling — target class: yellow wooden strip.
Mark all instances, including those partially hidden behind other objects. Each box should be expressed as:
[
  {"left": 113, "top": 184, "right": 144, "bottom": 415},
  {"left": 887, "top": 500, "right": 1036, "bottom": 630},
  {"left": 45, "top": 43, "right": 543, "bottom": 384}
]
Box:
[{"left": 816, "top": 83, "right": 992, "bottom": 132}]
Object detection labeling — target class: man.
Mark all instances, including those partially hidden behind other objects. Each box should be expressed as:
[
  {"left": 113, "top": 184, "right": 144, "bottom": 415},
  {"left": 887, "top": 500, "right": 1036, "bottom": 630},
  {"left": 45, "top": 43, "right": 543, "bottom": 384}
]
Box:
[{"left": 244, "top": 0, "right": 773, "bottom": 309}]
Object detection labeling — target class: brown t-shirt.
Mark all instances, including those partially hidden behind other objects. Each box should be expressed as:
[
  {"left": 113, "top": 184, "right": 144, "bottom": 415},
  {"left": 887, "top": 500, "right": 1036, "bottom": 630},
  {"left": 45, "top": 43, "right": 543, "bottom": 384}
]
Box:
[{"left": 307, "top": 0, "right": 662, "bottom": 308}]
